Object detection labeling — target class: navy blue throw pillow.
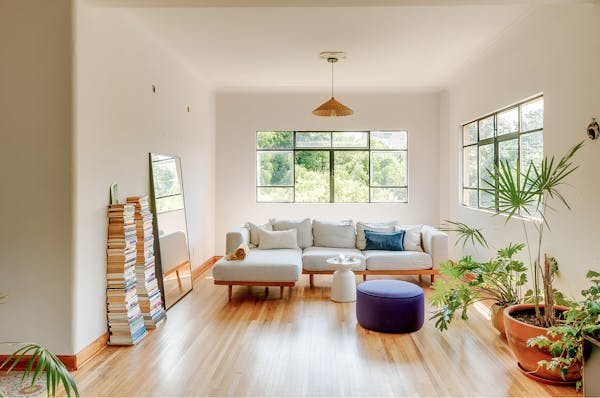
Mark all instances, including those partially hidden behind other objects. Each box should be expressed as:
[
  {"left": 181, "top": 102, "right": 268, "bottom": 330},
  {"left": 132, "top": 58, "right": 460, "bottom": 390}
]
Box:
[{"left": 364, "top": 230, "right": 405, "bottom": 251}]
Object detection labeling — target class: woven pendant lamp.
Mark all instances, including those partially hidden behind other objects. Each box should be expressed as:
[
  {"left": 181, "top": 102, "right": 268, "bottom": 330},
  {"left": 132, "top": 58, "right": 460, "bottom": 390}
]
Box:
[{"left": 312, "top": 52, "right": 353, "bottom": 117}]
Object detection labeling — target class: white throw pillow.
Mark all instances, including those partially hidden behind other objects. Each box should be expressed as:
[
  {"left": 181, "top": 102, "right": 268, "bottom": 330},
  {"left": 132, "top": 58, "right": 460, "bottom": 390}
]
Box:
[
  {"left": 312, "top": 219, "right": 356, "bottom": 248},
  {"left": 246, "top": 221, "right": 272, "bottom": 247},
  {"left": 258, "top": 229, "right": 299, "bottom": 250},
  {"left": 356, "top": 221, "right": 399, "bottom": 250},
  {"left": 395, "top": 224, "right": 423, "bottom": 252},
  {"left": 270, "top": 218, "right": 313, "bottom": 248}
]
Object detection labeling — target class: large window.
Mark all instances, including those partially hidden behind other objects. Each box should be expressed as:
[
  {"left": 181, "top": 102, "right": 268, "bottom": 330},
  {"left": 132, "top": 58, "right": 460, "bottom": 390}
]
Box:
[
  {"left": 462, "top": 96, "right": 543, "bottom": 211},
  {"left": 257, "top": 131, "right": 408, "bottom": 203}
]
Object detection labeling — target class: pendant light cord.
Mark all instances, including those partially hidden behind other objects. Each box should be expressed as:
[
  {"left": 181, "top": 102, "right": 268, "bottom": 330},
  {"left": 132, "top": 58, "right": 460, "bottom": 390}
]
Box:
[{"left": 331, "top": 60, "right": 334, "bottom": 98}]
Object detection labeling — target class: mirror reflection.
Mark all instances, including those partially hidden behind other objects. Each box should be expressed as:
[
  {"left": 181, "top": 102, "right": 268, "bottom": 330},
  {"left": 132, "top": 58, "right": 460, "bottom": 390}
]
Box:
[{"left": 149, "top": 153, "right": 193, "bottom": 309}]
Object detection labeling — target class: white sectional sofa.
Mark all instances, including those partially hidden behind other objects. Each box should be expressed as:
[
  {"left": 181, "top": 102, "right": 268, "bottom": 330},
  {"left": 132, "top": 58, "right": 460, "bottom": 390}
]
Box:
[{"left": 212, "top": 219, "right": 448, "bottom": 300}]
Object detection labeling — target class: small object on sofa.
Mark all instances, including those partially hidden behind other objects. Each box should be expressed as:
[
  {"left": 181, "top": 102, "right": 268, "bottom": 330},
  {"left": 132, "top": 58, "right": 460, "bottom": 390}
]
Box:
[
  {"left": 356, "top": 280, "right": 424, "bottom": 333},
  {"left": 225, "top": 243, "right": 249, "bottom": 261},
  {"left": 364, "top": 230, "right": 405, "bottom": 251}
]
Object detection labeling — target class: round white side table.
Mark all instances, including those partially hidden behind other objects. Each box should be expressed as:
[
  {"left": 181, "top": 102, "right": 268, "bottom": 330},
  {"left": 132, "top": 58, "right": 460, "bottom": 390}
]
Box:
[{"left": 327, "top": 258, "right": 360, "bottom": 302}]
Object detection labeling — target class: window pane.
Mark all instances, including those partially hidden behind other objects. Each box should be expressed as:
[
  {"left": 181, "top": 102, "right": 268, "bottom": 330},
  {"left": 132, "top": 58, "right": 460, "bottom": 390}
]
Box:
[
  {"left": 479, "top": 143, "right": 495, "bottom": 191},
  {"left": 155, "top": 195, "right": 184, "bottom": 213},
  {"left": 296, "top": 132, "right": 331, "bottom": 148},
  {"left": 497, "top": 108, "right": 518, "bottom": 136},
  {"left": 257, "top": 151, "right": 293, "bottom": 186},
  {"left": 152, "top": 158, "right": 182, "bottom": 198},
  {"left": 463, "top": 189, "right": 478, "bottom": 207},
  {"left": 463, "top": 146, "right": 478, "bottom": 188},
  {"left": 520, "top": 130, "right": 543, "bottom": 173},
  {"left": 371, "top": 151, "right": 406, "bottom": 186},
  {"left": 332, "top": 132, "right": 368, "bottom": 148},
  {"left": 499, "top": 139, "right": 518, "bottom": 180},
  {"left": 479, "top": 116, "right": 495, "bottom": 140},
  {"left": 295, "top": 151, "right": 330, "bottom": 202},
  {"left": 521, "top": 98, "right": 543, "bottom": 132},
  {"left": 257, "top": 187, "right": 293, "bottom": 202},
  {"left": 256, "top": 131, "right": 293, "bottom": 150},
  {"left": 371, "top": 188, "right": 407, "bottom": 203},
  {"left": 334, "top": 151, "right": 369, "bottom": 202},
  {"left": 479, "top": 190, "right": 495, "bottom": 209},
  {"left": 463, "top": 122, "right": 478, "bottom": 145},
  {"left": 370, "top": 131, "right": 407, "bottom": 150}
]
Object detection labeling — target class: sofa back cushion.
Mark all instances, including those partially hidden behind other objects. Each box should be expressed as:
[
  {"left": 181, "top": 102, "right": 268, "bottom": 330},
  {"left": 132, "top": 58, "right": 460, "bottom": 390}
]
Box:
[
  {"left": 270, "top": 218, "right": 313, "bottom": 249},
  {"left": 356, "top": 221, "right": 399, "bottom": 250},
  {"left": 395, "top": 225, "right": 423, "bottom": 252},
  {"left": 246, "top": 221, "right": 272, "bottom": 247},
  {"left": 258, "top": 229, "right": 299, "bottom": 250},
  {"left": 364, "top": 230, "right": 405, "bottom": 251},
  {"left": 312, "top": 219, "right": 356, "bottom": 248}
]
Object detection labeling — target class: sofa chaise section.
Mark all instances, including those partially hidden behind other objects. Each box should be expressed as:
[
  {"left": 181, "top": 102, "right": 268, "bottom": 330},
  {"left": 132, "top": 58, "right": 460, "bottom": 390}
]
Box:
[{"left": 212, "top": 227, "right": 303, "bottom": 300}]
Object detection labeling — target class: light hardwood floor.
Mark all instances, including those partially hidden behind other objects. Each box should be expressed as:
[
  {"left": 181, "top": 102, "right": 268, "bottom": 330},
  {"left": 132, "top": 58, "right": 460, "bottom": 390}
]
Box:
[{"left": 74, "top": 270, "right": 579, "bottom": 397}]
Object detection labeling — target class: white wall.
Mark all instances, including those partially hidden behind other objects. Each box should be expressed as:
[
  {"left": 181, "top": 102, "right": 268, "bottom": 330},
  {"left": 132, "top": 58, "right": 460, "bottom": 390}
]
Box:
[
  {"left": 215, "top": 91, "right": 440, "bottom": 254},
  {"left": 441, "top": 3, "right": 600, "bottom": 297},
  {"left": 73, "top": 4, "right": 215, "bottom": 353},
  {"left": 0, "top": 0, "right": 74, "bottom": 355}
]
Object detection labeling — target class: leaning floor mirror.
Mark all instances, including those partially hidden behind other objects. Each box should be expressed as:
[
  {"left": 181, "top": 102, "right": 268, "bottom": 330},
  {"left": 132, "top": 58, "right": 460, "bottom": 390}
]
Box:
[{"left": 149, "top": 153, "right": 193, "bottom": 309}]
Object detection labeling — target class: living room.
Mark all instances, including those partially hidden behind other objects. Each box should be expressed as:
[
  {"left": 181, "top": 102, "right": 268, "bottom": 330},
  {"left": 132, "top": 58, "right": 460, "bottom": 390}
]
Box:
[{"left": 1, "top": 0, "right": 599, "bottom": 396}]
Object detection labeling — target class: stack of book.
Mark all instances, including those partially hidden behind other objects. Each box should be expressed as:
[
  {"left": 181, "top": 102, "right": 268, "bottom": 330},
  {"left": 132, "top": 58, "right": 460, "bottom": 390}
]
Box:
[
  {"left": 106, "top": 203, "right": 147, "bottom": 345},
  {"left": 126, "top": 196, "right": 166, "bottom": 328}
]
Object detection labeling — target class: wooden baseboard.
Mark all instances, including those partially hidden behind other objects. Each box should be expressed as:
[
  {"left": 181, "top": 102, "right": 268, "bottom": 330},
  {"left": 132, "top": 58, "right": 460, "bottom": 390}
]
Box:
[
  {"left": 0, "top": 333, "right": 108, "bottom": 372},
  {"left": 192, "top": 256, "right": 221, "bottom": 282}
]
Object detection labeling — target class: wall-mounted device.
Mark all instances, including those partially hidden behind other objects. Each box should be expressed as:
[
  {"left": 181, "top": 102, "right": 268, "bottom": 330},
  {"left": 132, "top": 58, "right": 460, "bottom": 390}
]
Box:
[{"left": 588, "top": 118, "right": 599, "bottom": 140}]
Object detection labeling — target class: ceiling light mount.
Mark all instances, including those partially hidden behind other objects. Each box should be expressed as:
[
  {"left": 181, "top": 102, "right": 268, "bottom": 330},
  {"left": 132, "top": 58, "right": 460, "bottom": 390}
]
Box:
[{"left": 312, "top": 51, "right": 353, "bottom": 117}]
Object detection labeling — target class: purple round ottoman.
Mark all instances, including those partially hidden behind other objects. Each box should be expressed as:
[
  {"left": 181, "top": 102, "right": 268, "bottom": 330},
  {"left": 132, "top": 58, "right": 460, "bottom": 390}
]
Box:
[{"left": 356, "top": 280, "right": 424, "bottom": 333}]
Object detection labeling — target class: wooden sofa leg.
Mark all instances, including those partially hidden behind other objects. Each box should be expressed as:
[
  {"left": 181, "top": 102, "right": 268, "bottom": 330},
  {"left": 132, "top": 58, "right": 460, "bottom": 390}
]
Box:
[
  {"left": 309, "top": 274, "right": 314, "bottom": 287},
  {"left": 280, "top": 286, "right": 284, "bottom": 298},
  {"left": 362, "top": 274, "right": 367, "bottom": 282},
  {"left": 228, "top": 285, "right": 233, "bottom": 301},
  {"left": 430, "top": 274, "right": 435, "bottom": 283}
]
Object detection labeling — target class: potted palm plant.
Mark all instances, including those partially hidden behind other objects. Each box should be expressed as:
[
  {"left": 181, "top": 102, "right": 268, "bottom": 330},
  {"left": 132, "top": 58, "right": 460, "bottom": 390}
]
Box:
[
  {"left": 528, "top": 270, "right": 600, "bottom": 391},
  {"left": 0, "top": 294, "right": 78, "bottom": 397},
  {"left": 482, "top": 141, "right": 584, "bottom": 383}
]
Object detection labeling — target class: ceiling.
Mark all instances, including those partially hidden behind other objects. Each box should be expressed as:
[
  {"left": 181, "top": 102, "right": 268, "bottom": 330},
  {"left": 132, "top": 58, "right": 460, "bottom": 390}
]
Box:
[{"left": 91, "top": 0, "right": 591, "bottom": 90}]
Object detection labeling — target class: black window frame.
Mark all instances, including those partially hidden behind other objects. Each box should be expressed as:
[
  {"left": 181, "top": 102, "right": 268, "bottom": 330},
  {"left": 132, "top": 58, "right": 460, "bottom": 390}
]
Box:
[
  {"left": 256, "top": 131, "right": 409, "bottom": 203},
  {"left": 462, "top": 95, "right": 544, "bottom": 213}
]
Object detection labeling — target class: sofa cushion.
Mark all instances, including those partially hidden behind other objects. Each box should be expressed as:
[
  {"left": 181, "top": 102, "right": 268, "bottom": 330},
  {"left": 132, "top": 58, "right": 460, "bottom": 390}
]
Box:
[
  {"left": 365, "top": 230, "right": 405, "bottom": 251},
  {"left": 302, "top": 247, "right": 366, "bottom": 271},
  {"left": 395, "top": 224, "right": 423, "bottom": 252},
  {"left": 212, "top": 249, "right": 302, "bottom": 282},
  {"left": 363, "top": 250, "right": 432, "bottom": 271},
  {"left": 246, "top": 221, "right": 272, "bottom": 247},
  {"left": 356, "top": 221, "right": 399, "bottom": 250},
  {"left": 270, "top": 218, "right": 313, "bottom": 249},
  {"left": 312, "top": 219, "right": 356, "bottom": 248},
  {"left": 258, "top": 229, "right": 299, "bottom": 250}
]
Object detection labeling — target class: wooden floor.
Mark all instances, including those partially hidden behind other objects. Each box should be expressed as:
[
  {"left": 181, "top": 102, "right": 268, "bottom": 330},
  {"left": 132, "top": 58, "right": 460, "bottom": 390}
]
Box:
[{"left": 73, "top": 270, "right": 579, "bottom": 397}]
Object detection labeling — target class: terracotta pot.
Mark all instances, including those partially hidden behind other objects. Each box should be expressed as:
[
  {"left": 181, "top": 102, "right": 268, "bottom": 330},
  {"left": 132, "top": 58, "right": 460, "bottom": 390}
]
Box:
[
  {"left": 490, "top": 303, "right": 506, "bottom": 336},
  {"left": 504, "top": 303, "right": 581, "bottom": 383}
]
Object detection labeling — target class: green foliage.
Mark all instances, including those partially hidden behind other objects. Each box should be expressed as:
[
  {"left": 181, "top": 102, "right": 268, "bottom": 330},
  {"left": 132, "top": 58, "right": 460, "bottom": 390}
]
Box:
[
  {"left": 333, "top": 151, "right": 369, "bottom": 202},
  {"left": 481, "top": 141, "right": 584, "bottom": 327},
  {"left": 429, "top": 243, "right": 528, "bottom": 331},
  {"left": 0, "top": 343, "right": 78, "bottom": 397},
  {"left": 527, "top": 271, "right": 600, "bottom": 391},
  {"left": 256, "top": 131, "right": 293, "bottom": 150},
  {"left": 439, "top": 220, "right": 488, "bottom": 248},
  {"left": 295, "top": 151, "right": 329, "bottom": 202}
]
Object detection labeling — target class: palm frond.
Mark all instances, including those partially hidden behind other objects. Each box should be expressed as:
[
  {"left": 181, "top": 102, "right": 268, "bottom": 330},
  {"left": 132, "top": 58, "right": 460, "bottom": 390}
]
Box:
[
  {"left": 439, "top": 220, "right": 488, "bottom": 248},
  {"left": 0, "top": 343, "right": 79, "bottom": 397}
]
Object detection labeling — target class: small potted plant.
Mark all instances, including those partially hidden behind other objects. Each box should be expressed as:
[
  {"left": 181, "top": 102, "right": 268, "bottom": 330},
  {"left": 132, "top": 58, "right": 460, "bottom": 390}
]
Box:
[{"left": 528, "top": 270, "right": 600, "bottom": 392}]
